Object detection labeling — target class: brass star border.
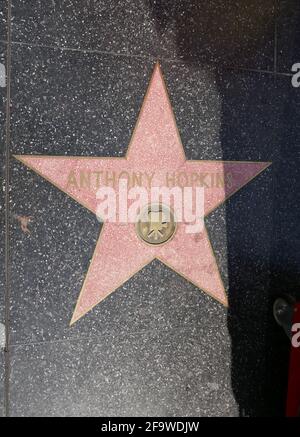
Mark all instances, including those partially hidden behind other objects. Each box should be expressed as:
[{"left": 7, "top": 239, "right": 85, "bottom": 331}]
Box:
[{"left": 14, "top": 63, "right": 271, "bottom": 324}]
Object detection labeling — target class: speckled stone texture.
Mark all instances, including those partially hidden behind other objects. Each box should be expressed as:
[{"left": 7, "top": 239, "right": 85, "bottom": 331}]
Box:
[
  {"left": 277, "top": 0, "right": 300, "bottom": 72},
  {"left": 150, "top": 0, "right": 276, "bottom": 69},
  {"left": 11, "top": 0, "right": 276, "bottom": 68},
  {"left": 0, "top": 40, "right": 6, "bottom": 417},
  {"left": 2, "top": 0, "right": 300, "bottom": 418},
  {"left": 0, "top": 1, "right": 7, "bottom": 41},
  {"left": 9, "top": 317, "right": 238, "bottom": 417}
]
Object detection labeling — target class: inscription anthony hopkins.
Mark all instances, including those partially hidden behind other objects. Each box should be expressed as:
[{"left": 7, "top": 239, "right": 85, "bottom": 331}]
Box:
[{"left": 66, "top": 169, "right": 234, "bottom": 190}]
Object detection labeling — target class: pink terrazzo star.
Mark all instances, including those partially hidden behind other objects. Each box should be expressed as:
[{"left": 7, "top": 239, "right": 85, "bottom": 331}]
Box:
[{"left": 15, "top": 63, "right": 271, "bottom": 324}]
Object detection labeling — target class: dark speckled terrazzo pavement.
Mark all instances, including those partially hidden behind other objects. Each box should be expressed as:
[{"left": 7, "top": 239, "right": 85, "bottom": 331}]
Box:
[
  {"left": 1, "top": 0, "right": 300, "bottom": 417},
  {"left": 0, "top": 37, "right": 6, "bottom": 417}
]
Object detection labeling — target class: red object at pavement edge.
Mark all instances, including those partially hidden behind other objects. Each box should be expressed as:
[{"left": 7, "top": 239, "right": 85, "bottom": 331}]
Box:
[{"left": 286, "top": 304, "right": 300, "bottom": 417}]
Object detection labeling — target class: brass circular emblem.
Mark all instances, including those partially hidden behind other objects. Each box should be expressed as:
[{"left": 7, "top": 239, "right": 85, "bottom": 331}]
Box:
[{"left": 136, "top": 203, "right": 176, "bottom": 245}]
